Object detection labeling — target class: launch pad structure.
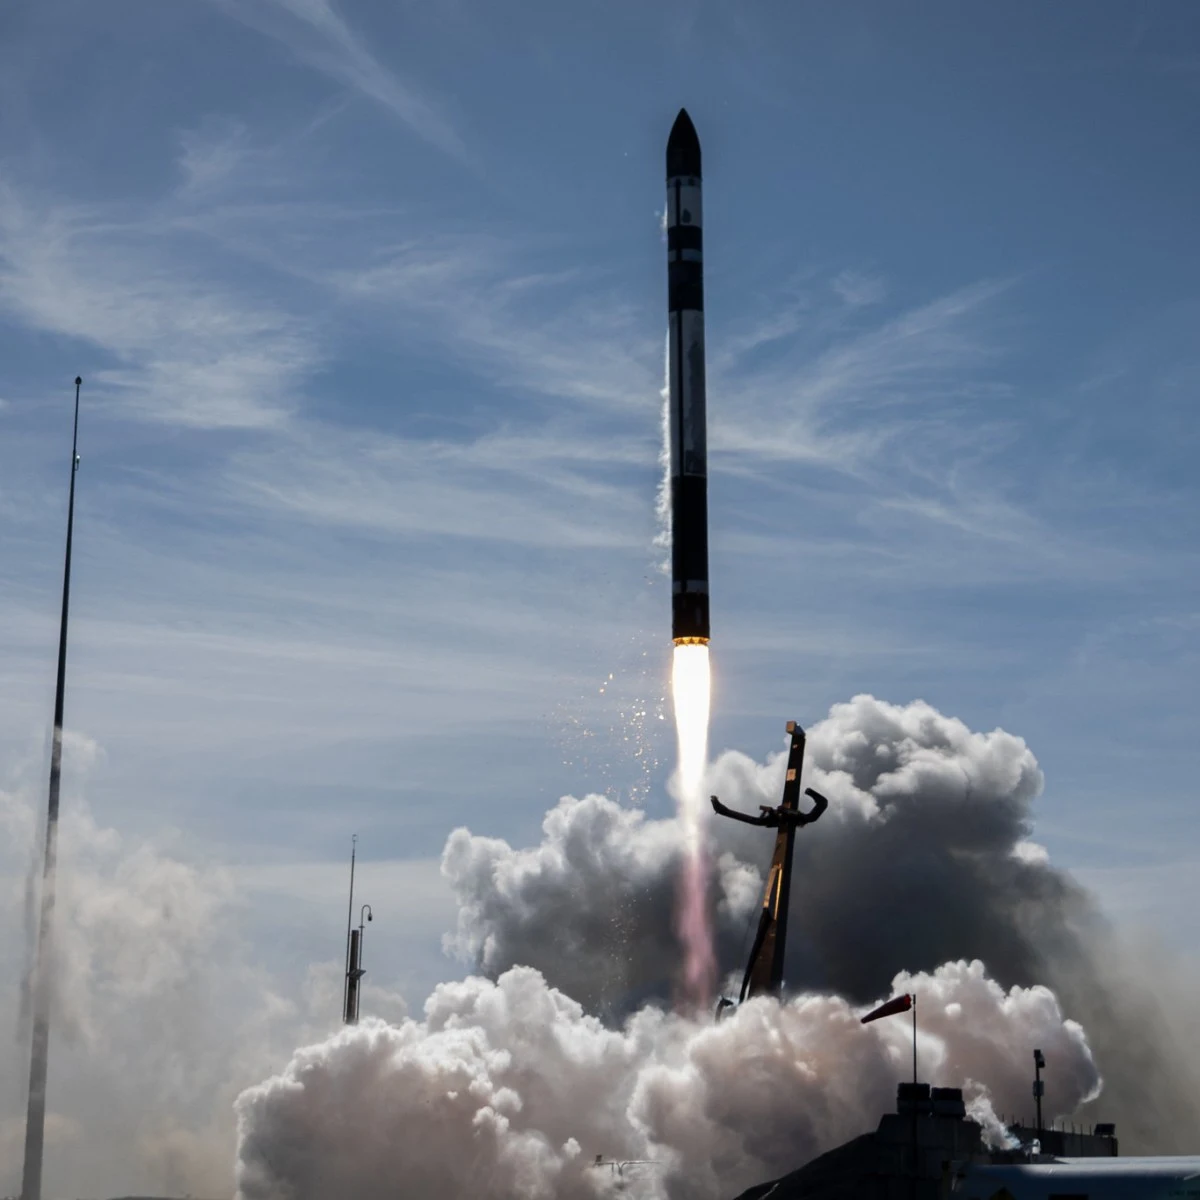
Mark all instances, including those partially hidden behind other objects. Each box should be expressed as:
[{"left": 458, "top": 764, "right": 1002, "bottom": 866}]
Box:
[
  {"left": 707, "top": 730, "right": 1144, "bottom": 1200},
  {"left": 712, "top": 721, "right": 828, "bottom": 1010}
]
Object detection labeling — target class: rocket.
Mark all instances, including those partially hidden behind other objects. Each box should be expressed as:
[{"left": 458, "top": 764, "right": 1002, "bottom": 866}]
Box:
[{"left": 666, "top": 109, "right": 710, "bottom": 645}]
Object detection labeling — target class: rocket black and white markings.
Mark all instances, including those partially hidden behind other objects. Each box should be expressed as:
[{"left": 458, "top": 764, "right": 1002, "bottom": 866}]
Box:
[{"left": 666, "top": 109, "right": 710, "bottom": 646}]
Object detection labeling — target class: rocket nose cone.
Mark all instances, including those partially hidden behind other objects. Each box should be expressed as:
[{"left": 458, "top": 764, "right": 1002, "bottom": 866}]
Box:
[{"left": 667, "top": 108, "right": 701, "bottom": 178}]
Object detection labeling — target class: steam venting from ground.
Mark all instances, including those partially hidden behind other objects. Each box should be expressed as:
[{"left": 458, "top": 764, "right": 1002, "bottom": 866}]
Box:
[
  {"left": 234, "top": 694, "right": 1200, "bottom": 1199},
  {"left": 670, "top": 643, "right": 714, "bottom": 1009}
]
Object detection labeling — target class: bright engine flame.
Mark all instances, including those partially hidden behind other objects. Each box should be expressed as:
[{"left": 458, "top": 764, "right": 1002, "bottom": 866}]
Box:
[
  {"left": 671, "top": 643, "right": 711, "bottom": 818},
  {"left": 670, "top": 642, "right": 715, "bottom": 1008}
]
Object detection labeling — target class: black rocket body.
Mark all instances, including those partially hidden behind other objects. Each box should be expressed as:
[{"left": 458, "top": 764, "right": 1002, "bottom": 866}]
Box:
[{"left": 666, "top": 109, "right": 710, "bottom": 645}]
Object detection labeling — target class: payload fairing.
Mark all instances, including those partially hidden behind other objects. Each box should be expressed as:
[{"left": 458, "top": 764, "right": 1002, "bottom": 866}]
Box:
[{"left": 666, "top": 109, "right": 710, "bottom": 645}]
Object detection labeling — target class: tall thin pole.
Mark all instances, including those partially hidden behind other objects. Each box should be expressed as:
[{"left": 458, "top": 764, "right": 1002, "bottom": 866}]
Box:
[
  {"left": 22, "top": 377, "right": 83, "bottom": 1200},
  {"left": 910, "top": 993, "right": 918, "bottom": 1200},
  {"left": 912, "top": 994, "right": 917, "bottom": 1086},
  {"left": 1034, "top": 1049, "right": 1045, "bottom": 1140},
  {"left": 342, "top": 835, "right": 356, "bottom": 1022}
]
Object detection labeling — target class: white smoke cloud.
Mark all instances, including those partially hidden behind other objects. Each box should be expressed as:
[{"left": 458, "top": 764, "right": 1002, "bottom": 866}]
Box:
[
  {"left": 442, "top": 695, "right": 1057, "bottom": 1009},
  {"left": 0, "top": 740, "right": 408, "bottom": 1200},
  {"left": 234, "top": 960, "right": 1098, "bottom": 1200},
  {"left": 1, "top": 753, "right": 247, "bottom": 1197},
  {"left": 440, "top": 695, "right": 1200, "bottom": 1153},
  {"left": 4, "top": 693, "right": 1195, "bottom": 1200}
]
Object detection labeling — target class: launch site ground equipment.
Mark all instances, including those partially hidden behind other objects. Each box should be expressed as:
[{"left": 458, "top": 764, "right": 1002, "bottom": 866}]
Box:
[{"left": 712, "top": 721, "right": 828, "bottom": 1008}]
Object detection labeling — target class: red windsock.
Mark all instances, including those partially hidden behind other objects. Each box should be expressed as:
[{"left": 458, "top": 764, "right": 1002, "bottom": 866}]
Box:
[{"left": 860, "top": 994, "right": 914, "bottom": 1024}]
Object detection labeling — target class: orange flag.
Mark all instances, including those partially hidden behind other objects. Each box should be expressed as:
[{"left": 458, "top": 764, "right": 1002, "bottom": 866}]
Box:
[{"left": 860, "top": 994, "right": 914, "bottom": 1024}]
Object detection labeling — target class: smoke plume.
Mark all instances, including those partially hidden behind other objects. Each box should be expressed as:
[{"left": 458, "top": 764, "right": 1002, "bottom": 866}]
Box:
[
  {"left": 235, "top": 960, "right": 1097, "bottom": 1200},
  {"left": 6, "top": 693, "right": 1196, "bottom": 1200},
  {"left": 441, "top": 694, "right": 1200, "bottom": 1150},
  {"left": 233, "top": 693, "right": 1200, "bottom": 1199},
  {"left": 445, "top": 695, "right": 1059, "bottom": 1009},
  {"left": 1, "top": 746, "right": 245, "bottom": 1198},
  {"left": 0, "top": 736, "right": 401, "bottom": 1200}
]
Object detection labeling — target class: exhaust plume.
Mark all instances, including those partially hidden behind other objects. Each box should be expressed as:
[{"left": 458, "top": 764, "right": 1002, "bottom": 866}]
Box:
[{"left": 670, "top": 643, "right": 715, "bottom": 1009}]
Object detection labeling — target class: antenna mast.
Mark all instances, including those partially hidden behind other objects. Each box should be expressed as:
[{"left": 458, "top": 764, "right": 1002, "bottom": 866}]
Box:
[{"left": 22, "top": 376, "right": 83, "bottom": 1200}]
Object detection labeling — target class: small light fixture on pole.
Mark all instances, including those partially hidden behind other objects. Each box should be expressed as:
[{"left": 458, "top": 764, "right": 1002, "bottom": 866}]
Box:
[
  {"left": 357, "top": 903, "right": 373, "bottom": 1011},
  {"left": 342, "top": 841, "right": 373, "bottom": 1026}
]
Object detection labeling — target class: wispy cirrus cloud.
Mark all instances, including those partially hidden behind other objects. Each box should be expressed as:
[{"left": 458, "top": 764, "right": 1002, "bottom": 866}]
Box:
[
  {"left": 178, "top": 210, "right": 663, "bottom": 416},
  {"left": 172, "top": 194, "right": 1112, "bottom": 581},
  {"left": 328, "top": 238, "right": 659, "bottom": 405},
  {"left": 832, "top": 269, "right": 887, "bottom": 308},
  {"left": 211, "top": 0, "right": 467, "bottom": 161},
  {"left": 0, "top": 145, "right": 1118, "bottom": 601},
  {"left": 177, "top": 118, "right": 254, "bottom": 196},
  {"left": 0, "top": 187, "right": 318, "bottom": 429},
  {"left": 715, "top": 278, "right": 1012, "bottom": 465},
  {"left": 693, "top": 274, "right": 1170, "bottom": 588},
  {"left": 229, "top": 420, "right": 652, "bottom": 550}
]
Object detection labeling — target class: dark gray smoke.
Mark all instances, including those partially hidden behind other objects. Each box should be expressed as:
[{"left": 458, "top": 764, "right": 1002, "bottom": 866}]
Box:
[
  {"left": 443, "top": 795, "right": 692, "bottom": 1015},
  {"left": 739, "top": 694, "right": 1074, "bottom": 1000},
  {"left": 444, "top": 695, "right": 1060, "bottom": 1006}
]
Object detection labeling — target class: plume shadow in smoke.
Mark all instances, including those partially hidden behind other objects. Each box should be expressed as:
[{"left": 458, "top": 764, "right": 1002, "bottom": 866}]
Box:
[{"left": 443, "top": 694, "right": 1200, "bottom": 1152}]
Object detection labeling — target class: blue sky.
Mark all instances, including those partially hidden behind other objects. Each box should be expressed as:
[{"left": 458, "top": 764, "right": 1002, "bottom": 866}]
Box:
[{"left": 2, "top": 0, "right": 1199, "bottom": 1022}]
